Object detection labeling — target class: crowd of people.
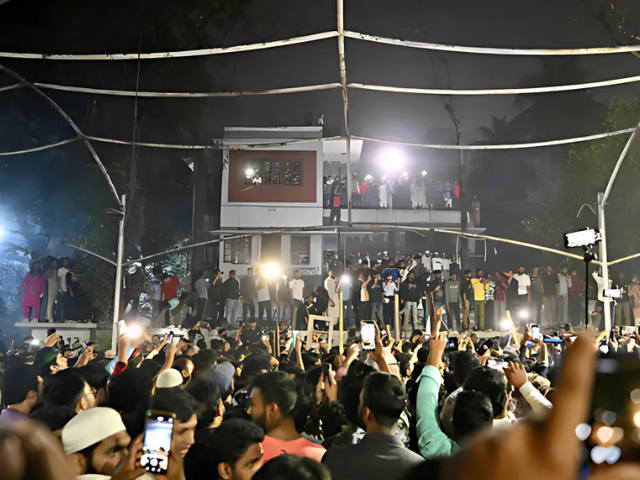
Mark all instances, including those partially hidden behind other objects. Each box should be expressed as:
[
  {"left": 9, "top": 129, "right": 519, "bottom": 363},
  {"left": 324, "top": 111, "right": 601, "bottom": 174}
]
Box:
[
  {"left": 148, "top": 253, "right": 640, "bottom": 344},
  {"left": 1, "top": 291, "right": 637, "bottom": 480}
]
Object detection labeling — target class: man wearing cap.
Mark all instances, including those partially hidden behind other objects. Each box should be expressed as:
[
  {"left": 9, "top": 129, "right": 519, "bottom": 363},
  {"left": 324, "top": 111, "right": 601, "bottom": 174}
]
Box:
[
  {"left": 62, "top": 407, "right": 132, "bottom": 479},
  {"left": 35, "top": 346, "right": 69, "bottom": 376}
]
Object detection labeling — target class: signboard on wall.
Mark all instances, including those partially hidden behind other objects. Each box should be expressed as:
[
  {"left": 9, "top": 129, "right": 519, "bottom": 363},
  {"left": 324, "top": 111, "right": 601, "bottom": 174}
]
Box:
[{"left": 300, "top": 267, "right": 320, "bottom": 276}]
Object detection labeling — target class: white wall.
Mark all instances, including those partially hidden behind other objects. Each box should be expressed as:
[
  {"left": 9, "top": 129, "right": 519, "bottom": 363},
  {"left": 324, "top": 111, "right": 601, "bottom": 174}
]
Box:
[
  {"left": 322, "top": 208, "right": 462, "bottom": 225},
  {"left": 221, "top": 205, "right": 322, "bottom": 228},
  {"left": 218, "top": 233, "right": 326, "bottom": 278}
]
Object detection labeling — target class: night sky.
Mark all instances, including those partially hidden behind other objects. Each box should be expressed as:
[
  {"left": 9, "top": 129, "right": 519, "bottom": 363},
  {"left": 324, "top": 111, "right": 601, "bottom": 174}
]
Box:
[{"left": 0, "top": 0, "right": 639, "bottom": 253}]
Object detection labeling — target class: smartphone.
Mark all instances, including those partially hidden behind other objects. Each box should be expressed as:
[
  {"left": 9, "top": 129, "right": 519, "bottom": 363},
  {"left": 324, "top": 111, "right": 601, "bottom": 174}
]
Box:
[
  {"left": 531, "top": 324, "right": 541, "bottom": 340},
  {"left": 582, "top": 356, "right": 640, "bottom": 473},
  {"left": 446, "top": 337, "right": 459, "bottom": 351},
  {"left": 322, "top": 362, "right": 331, "bottom": 378},
  {"left": 167, "top": 332, "right": 175, "bottom": 345},
  {"left": 141, "top": 410, "right": 175, "bottom": 475},
  {"left": 361, "top": 321, "right": 376, "bottom": 351},
  {"left": 487, "top": 359, "right": 509, "bottom": 370},
  {"left": 563, "top": 323, "right": 572, "bottom": 332},
  {"left": 82, "top": 341, "right": 87, "bottom": 349},
  {"left": 118, "top": 320, "right": 128, "bottom": 336},
  {"left": 261, "top": 335, "right": 268, "bottom": 341},
  {"left": 621, "top": 326, "right": 635, "bottom": 336}
]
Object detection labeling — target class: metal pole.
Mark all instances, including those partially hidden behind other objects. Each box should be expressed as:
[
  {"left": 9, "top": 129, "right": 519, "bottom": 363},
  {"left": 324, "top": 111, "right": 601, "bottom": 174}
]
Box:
[
  {"left": 585, "top": 258, "right": 589, "bottom": 327},
  {"left": 346, "top": 136, "right": 352, "bottom": 225},
  {"left": 339, "top": 292, "right": 344, "bottom": 354},
  {"left": 111, "top": 194, "right": 126, "bottom": 351},
  {"left": 597, "top": 192, "right": 611, "bottom": 332},
  {"left": 394, "top": 293, "right": 400, "bottom": 339}
]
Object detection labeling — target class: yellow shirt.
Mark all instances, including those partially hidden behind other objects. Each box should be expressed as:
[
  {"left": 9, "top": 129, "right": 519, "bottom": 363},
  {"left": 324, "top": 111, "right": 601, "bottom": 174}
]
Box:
[{"left": 470, "top": 278, "right": 487, "bottom": 301}]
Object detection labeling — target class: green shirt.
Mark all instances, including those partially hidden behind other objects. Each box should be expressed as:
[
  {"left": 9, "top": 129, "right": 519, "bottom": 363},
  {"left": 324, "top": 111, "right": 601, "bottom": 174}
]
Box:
[{"left": 416, "top": 365, "right": 459, "bottom": 458}]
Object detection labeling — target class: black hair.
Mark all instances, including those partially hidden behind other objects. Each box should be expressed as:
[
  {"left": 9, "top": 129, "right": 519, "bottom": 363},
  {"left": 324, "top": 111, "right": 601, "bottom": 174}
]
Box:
[
  {"left": 210, "top": 339, "right": 226, "bottom": 353},
  {"left": 301, "top": 351, "right": 321, "bottom": 371},
  {"left": 450, "top": 351, "right": 481, "bottom": 387},
  {"left": 151, "top": 387, "right": 196, "bottom": 423},
  {"left": 338, "top": 361, "right": 374, "bottom": 426},
  {"left": 252, "top": 371, "right": 297, "bottom": 417},
  {"left": 452, "top": 390, "right": 493, "bottom": 442},
  {"left": 184, "top": 419, "right": 264, "bottom": 480},
  {"left": 1, "top": 365, "right": 40, "bottom": 406},
  {"left": 75, "top": 364, "right": 109, "bottom": 392},
  {"left": 253, "top": 455, "right": 331, "bottom": 480},
  {"left": 186, "top": 377, "right": 222, "bottom": 427},
  {"left": 463, "top": 367, "right": 509, "bottom": 418},
  {"left": 41, "top": 369, "right": 87, "bottom": 410},
  {"left": 278, "top": 361, "right": 305, "bottom": 381},
  {"left": 362, "top": 373, "right": 407, "bottom": 427},
  {"left": 105, "top": 368, "right": 153, "bottom": 414},
  {"left": 241, "top": 352, "right": 272, "bottom": 381},
  {"left": 138, "top": 359, "right": 163, "bottom": 378},
  {"left": 29, "top": 403, "right": 76, "bottom": 431}
]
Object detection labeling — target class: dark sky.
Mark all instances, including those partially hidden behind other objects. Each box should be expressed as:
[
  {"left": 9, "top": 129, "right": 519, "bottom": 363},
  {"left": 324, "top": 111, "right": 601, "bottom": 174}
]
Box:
[{"left": 0, "top": 0, "right": 640, "bottom": 242}]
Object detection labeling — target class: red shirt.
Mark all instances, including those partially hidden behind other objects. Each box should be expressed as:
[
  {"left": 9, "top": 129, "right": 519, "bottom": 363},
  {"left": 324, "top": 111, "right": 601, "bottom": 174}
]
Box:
[
  {"left": 260, "top": 436, "right": 326, "bottom": 465},
  {"left": 162, "top": 276, "right": 180, "bottom": 301}
]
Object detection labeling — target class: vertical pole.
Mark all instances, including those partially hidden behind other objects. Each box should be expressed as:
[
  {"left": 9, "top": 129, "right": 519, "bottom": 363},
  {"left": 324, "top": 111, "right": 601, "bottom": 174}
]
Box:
[
  {"left": 337, "top": 0, "right": 351, "bottom": 226},
  {"left": 585, "top": 259, "right": 589, "bottom": 327},
  {"left": 598, "top": 192, "right": 611, "bottom": 332},
  {"left": 346, "top": 136, "right": 352, "bottom": 226},
  {"left": 339, "top": 292, "right": 344, "bottom": 354},
  {"left": 275, "top": 324, "right": 280, "bottom": 358},
  {"left": 111, "top": 194, "right": 126, "bottom": 351},
  {"left": 394, "top": 293, "right": 400, "bottom": 339}
]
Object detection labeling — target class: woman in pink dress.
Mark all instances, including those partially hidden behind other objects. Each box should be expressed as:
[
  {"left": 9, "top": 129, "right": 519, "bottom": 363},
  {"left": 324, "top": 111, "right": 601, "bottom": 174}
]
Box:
[{"left": 19, "top": 261, "right": 47, "bottom": 322}]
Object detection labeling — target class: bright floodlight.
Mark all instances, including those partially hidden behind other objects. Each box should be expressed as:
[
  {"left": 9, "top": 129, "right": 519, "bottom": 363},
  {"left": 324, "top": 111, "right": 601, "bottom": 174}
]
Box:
[
  {"left": 262, "top": 262, "right": 281, "bottom": 280},
  {"left": 518, "top": 309, "right": 530, "bottom": 320},
  {"left": 341, "top": 274, "right": 351, "bottom": 285},
  {"left": 421, "top": 170, "right": 427, "bottom": 176},
  {"left": 565, "top": 228, "right": 600, "bottom": 248},
  {"left": 245, "top": 168, "right": 255, "bottom": 178},
  {"left": 127, "top": 323, "right": 143, "bottom": 340},
  {"left": 380, "top": 147, "right": 404, "bottom": 172},
  {"left": 499, "top": 318, "right": 512, "bottom": 331}
]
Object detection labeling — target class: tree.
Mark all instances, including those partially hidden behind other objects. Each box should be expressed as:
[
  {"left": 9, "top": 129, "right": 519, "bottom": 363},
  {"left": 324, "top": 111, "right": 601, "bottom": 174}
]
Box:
[{"left": 524, "top": 95, "right": 640, "bottom": 260}]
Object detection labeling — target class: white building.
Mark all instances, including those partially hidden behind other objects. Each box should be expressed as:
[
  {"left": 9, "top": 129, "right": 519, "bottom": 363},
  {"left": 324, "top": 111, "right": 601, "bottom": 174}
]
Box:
[{"left": 206, "top": 126, "right": 484, "bottom": 283}]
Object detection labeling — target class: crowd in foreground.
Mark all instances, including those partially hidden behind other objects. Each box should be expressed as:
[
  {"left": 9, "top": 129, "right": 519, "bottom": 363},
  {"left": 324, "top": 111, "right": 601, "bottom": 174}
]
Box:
[{"left": 1, "top": 294, "right": 639, "bottom": 480}]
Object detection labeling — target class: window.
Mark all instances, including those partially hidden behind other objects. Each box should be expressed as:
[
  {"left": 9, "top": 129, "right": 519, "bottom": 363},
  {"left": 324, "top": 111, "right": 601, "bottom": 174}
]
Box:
[
  {"left": 243, "top": 160, "right": 302, "bottom": 185},
  {"left": 224, "top": 236, "right": 252, "bottom": 264},
  {"left": 291, "top": 235, "right": 311, "bottom": 265}
]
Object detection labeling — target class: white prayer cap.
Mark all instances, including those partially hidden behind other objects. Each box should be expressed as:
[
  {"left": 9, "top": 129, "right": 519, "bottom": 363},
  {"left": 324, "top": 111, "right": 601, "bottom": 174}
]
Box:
[
  {"left": 62, "top": 407, "right": 126, "bottom": 455},
  {"left": 156, "top": 368, "right": 183, "bottom": 389}
]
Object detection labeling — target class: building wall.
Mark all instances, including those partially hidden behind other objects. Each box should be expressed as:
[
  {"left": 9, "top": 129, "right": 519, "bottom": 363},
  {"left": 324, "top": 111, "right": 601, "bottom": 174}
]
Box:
[{"left": 218, "top": 233, "right": 325, "bottom": 280}]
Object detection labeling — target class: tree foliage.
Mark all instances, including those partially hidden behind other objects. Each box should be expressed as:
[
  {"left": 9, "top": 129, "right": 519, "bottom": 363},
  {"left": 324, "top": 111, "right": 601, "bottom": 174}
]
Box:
[{"left": 524, "top": 96, "right": 640, "bottom": 260}]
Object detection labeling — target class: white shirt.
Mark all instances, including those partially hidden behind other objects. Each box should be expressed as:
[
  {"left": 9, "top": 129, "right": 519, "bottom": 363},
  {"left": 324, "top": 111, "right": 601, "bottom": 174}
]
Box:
[
  {"left": 257, "top": 281, "right": 270, "bottom": 302},
  {"left": 195, "top": 278, "right": 209, "bottom": 299},
  {"left": 289, "top": 279, "right": 305, "bottom": 301},
  {"left": 58, "top": 267, "right": 69, "bottom": 293},
  {"left": 324, "top": 276, "right": 337, "bottom": 301},
  {"left": 384, "top": 281, "right": 398, "bottom": 297},
  {"left": 513, "top": 273, "right": 531, "bottom": 296}
]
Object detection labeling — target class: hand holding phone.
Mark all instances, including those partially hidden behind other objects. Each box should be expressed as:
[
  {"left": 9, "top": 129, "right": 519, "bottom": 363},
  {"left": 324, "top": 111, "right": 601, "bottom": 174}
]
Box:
[
  {"left": 141, "top": 410, "right": 175, "bottom": 475},
  {"left": 361, "top": 321, "right": 376, "bottom": 351}
]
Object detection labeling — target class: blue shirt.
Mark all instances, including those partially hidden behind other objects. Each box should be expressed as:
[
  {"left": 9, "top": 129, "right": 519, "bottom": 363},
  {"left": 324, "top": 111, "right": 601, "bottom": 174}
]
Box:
[{"left": 383, "top": 268, "right": 400, "bottom": 282}]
